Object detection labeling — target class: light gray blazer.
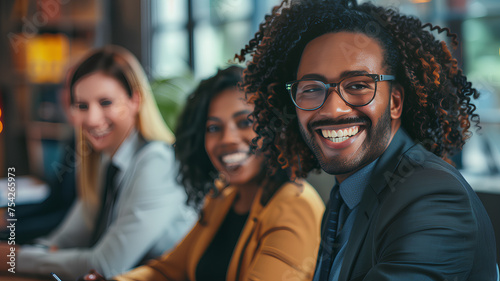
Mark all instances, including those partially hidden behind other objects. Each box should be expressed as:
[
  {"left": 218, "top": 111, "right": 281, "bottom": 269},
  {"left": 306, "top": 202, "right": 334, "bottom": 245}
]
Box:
[{"left": 17, "top": 131, "right": 197, "bottom": 280}]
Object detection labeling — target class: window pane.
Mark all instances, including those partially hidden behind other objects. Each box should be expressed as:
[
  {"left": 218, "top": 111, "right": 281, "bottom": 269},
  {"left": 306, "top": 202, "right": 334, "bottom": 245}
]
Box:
[
  {"left": 211, "top": 0, "right": 253, "bottom": 22},
  {"left": 155, "top": 0, "right": 188, "bottom": 25},
  {"left": 221, "top": 21, "right": 252, "bottom": 62},
  {"left": 193, "top": 0, "right": 211, "bottom": 21},
  {"left": 463, "top": 17, "right": 500, "bottom": 108},
  {"left": 153, "top": 30, "right": 190, "bottom": 78},
  {"left": 194, "top": 23, "right": 221, "bottom": 78},
  {"left": 194, "top": 21, "right": 251, "bottom": 79}
]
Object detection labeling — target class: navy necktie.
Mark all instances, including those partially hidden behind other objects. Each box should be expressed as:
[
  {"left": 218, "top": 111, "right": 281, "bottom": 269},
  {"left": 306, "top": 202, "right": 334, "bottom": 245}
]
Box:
[
  {"left": 90, "top": 162, "right": 119, "bottom": 246},
  {"left": 318, "top": 184, "right": 344, "bottom": 280}
]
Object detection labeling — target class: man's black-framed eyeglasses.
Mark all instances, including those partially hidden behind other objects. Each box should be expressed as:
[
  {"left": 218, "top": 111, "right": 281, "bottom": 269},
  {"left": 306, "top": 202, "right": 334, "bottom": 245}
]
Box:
[{"left": 285, "top": 74, "right": 396, "bottom": 111}]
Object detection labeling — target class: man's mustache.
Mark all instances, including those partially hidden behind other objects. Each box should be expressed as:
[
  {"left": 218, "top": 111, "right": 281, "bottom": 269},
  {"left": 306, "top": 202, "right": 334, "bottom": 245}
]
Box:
[{"left": 308, "top": 117, "right": 371, "bottom": 130}]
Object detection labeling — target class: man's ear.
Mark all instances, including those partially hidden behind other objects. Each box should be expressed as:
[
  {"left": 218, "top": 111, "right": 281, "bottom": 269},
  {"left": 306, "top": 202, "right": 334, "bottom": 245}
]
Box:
[{"left": 390, "top": 84, "right": 404, "bottom": 120}]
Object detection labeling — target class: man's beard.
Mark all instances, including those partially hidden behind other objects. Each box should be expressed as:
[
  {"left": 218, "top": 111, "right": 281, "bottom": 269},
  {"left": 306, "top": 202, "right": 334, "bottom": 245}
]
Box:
[{"left": 298, "top": 106, "right": 392, "bottom": 176}]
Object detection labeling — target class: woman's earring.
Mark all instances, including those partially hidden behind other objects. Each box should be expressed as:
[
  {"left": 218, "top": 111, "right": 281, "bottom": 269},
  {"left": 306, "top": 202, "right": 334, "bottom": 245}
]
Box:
[{"left": 214, "top": 172, "right": 229, "bottom": 189}]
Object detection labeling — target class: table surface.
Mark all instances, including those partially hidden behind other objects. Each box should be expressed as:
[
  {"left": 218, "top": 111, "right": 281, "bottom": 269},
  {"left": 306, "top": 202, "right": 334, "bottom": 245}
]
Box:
[{"left": 0, "top": 176, "right": 49, "bottom": 208}]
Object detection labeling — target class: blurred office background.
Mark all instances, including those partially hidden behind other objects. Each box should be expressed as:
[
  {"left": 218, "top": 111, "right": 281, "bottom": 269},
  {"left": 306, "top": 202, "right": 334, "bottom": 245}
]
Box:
[{"left": 0, "top": 0, "right": 499, "bottom": 255}]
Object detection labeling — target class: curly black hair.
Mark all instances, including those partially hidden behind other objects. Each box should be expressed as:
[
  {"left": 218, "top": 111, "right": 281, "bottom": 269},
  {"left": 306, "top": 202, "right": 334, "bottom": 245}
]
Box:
[
  {"left": 236, "top": 0, "right": 480, "bottom": 178},
  {"left": 175, "top": 66, "right": 289, "bottom": 212}
]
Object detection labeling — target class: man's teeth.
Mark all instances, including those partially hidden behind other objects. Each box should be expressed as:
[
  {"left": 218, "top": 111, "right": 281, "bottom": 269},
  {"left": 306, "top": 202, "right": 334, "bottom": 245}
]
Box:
[
  {"left": 321, "top": 127, "right": 359, "bottom": 142},
  {"left": 222, "top": 152, "right": 249, "bottom": 165}
]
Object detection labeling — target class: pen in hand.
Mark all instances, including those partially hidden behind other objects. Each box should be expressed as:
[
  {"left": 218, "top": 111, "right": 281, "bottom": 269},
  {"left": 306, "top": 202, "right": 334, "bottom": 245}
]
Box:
[{"left": 51, "top": 272, "right": 62, "bottom": 281}]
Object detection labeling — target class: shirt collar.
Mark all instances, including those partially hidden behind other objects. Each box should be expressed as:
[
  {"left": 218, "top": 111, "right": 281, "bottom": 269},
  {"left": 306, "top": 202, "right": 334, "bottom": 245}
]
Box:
[
  {"left": 105, "top": 129, "right": 140, "bottom": 173},
  {"left": 339, "top": 158, "right": 378, "bottom": 210}
]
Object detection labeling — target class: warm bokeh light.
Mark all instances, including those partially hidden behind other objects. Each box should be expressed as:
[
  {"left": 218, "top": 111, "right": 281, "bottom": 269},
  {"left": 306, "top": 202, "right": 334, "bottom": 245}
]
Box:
[{"left": 26, "top": 33, "right": 69, "bottom": 83}]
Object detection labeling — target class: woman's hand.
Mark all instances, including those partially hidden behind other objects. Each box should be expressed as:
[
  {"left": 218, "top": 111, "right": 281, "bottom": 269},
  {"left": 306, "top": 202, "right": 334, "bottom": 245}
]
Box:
[{"left": 78, "top": 269, "right": 107, "bottom": 281}]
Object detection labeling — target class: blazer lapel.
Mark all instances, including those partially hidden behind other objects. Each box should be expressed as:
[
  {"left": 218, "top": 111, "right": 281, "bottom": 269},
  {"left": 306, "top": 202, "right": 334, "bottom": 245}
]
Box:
[
  {"left": 338, "top": 129, "right": 416, "bottom": 280},
  {"left": 187, "top": 187, "right": 238, "bottom": 281},
  {"left": 226, "top": 187, "right": 264, "bottom": 281}
]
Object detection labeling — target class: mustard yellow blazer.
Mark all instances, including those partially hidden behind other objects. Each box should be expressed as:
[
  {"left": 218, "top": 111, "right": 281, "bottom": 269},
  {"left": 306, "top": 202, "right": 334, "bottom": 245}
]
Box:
[{"left": 115, "top": 181, "right": 325, "bottom": 281}]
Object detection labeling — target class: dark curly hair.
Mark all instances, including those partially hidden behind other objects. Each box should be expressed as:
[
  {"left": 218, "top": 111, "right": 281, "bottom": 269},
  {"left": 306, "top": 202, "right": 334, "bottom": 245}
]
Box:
[
  {"left": 175, "top": 66, "right": 289, "bottom": 212},
  {"left": 236, "top": 0, "right": 480, "bottom": 178}
]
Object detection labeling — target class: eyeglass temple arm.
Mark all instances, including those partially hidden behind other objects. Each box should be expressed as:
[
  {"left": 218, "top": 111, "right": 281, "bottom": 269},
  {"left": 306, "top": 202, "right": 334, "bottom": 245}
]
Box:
[{"left": 378, "top": 75, "right": 396, "bottom": 81}]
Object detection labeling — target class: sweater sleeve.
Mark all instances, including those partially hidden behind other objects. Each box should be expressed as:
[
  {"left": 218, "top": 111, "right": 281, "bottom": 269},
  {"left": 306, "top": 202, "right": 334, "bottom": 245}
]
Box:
[{"left": 37, "top": 199, "right": 93, "bottom": 249}]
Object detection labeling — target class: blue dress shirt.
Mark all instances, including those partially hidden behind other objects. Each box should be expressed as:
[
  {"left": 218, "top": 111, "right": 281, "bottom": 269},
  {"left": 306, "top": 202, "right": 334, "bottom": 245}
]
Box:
[{"left": 314, "top": 159, "right": 378, "bottom": 281}]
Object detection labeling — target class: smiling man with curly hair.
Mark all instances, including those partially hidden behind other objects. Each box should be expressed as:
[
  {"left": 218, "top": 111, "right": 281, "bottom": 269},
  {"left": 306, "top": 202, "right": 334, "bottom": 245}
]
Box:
[{"left": 237, "top": 0, "right": 498, "bottom": 280}]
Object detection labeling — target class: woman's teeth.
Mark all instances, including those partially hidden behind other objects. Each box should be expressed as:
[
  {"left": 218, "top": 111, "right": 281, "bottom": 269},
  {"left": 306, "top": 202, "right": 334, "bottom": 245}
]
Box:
[
  {"left": 222, "top": 152, "right": 249, "bottom": 166},
  {"left": 321, "top": 126, "right": 359, "bottom": 143},
  {"left": 89, "top": 128, "right": 112, "bottom": 138}
]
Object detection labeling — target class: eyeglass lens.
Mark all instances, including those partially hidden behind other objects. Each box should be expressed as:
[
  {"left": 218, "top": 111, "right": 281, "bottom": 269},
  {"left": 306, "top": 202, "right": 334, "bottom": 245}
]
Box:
[{"left": 291, "top": 75, "right": 377, "bottom": 109}]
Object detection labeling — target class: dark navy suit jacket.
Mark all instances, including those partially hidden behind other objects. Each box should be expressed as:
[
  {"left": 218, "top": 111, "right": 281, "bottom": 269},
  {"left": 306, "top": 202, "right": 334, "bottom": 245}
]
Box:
[{"left": 337, "top": 129, "right": 497, "bottom": 280}]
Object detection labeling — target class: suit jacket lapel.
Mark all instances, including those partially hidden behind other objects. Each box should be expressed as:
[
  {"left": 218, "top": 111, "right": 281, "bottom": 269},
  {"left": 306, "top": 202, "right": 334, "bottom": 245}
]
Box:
[
  {"left": 338, "top": 185, "right": 379, "bottom": 281},
  {"left": 338, "top": 129, "right": 416, "bottom": 280}
]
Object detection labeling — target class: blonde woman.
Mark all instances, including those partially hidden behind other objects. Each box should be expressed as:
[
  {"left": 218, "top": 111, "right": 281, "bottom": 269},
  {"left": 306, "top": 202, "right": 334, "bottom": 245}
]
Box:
[{"left": 1, "top": 46, "right": 196, "bottom": 280}]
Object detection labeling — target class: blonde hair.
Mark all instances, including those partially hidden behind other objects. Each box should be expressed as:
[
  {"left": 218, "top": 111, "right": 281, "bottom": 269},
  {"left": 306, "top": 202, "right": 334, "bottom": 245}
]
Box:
[{"left": 69, "top": 45, "right": 175, "bottom": 206}]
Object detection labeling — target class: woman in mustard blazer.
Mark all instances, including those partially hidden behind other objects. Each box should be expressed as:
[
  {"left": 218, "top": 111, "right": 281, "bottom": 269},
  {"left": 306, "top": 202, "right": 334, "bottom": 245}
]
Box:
[{"left": 84, "top": 66, "right": 325, "bottom": 281}]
